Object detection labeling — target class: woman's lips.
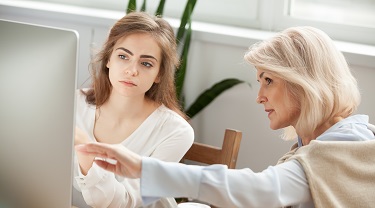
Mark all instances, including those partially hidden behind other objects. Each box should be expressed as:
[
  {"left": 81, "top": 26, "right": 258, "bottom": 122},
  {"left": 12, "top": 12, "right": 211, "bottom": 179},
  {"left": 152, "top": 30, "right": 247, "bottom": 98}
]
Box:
[
  {"left": 120, "top": 80, "right": 136, "bottom": 87},
  {"left": 265, "top": 109, "right": 274, "bottom": 118}
]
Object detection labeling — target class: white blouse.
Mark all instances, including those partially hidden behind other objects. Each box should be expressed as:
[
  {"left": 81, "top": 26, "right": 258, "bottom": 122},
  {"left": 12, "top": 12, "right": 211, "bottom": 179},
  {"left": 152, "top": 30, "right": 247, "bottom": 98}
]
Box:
[{"left": 72, "top": 89, "right": 194, "bottom": 208}]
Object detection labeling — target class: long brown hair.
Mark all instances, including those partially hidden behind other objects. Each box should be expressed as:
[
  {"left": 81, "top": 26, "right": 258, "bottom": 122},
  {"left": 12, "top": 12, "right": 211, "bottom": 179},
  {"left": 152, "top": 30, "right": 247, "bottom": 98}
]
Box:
[{"left": 84, "top": 12, "right": 187, "bottom": 119}]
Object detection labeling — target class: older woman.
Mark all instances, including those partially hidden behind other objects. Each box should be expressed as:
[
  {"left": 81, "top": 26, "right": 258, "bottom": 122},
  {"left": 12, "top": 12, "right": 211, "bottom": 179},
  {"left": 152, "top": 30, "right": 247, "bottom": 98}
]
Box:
[{"left": 76, "top": 26, "right": 375, "bottom": 208}]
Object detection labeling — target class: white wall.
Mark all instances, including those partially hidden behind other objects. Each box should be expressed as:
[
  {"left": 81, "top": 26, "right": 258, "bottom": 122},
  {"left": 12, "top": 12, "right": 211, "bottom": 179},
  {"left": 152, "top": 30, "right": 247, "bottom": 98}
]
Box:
[{"left": 1, "top": 1, "right": 375, "bottom": 172}]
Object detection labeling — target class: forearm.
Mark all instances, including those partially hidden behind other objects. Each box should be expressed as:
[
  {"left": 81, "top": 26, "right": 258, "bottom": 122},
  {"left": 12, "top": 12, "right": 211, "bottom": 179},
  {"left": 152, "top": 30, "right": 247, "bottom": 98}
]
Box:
[
  {"left": 141, "top": 157, "right": 203, "bottom": 205},
  {"left": 140, "top": 158, "right": 311, "bottom": 208}
]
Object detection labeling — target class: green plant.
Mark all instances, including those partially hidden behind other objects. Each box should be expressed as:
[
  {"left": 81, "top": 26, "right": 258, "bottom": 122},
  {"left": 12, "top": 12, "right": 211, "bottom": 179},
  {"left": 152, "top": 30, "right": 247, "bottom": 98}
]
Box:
[{"left": 126, "top": 0, "right": 247, "bottom": 118}]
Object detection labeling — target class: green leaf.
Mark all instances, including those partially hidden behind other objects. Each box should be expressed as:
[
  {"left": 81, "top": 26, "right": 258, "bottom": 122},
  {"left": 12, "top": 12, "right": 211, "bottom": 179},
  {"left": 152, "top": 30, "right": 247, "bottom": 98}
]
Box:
[
  {"left": 176, "top": 0, "right": 197, "bottom": 43},
  {"left": 127, "top": 0, "right": 137, "bottom": 13},
  {"left": 175, "top": 7, "right": 192, "bottom": 106},
  {"left": 185, "top": 79, "right": 248, "bottom": 118},
  {"left": 155, "top": 0, "right": 166, "bottom": 16},
  {"left": 140, "top": 0, "right": 147, "bottom": 12}
]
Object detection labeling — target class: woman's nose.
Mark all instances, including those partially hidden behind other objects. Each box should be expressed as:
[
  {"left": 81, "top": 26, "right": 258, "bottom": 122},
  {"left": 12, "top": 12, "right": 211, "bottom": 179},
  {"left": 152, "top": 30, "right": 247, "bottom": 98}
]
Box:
[
  {"left": 256, "top": 95, "right": 267, "bottom": 104},
  {"left": 125, "top": 62, "right": 138, "bottom": 76}
]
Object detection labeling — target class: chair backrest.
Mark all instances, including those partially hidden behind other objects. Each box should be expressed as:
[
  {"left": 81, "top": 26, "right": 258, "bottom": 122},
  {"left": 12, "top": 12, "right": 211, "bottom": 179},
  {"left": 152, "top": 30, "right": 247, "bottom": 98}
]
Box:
[{"left": 182, "top": 128, "right": 242, "bottom": 169}]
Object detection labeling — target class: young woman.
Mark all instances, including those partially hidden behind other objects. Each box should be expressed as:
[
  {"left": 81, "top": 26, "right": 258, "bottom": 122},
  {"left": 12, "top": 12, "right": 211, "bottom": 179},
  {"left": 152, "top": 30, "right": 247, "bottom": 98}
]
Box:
[
  {"left": 77, "top": 26, "right": 375, "bottom": 207},
  {"left": 72, "top": 12, "right": 194, "bottom": 208}
]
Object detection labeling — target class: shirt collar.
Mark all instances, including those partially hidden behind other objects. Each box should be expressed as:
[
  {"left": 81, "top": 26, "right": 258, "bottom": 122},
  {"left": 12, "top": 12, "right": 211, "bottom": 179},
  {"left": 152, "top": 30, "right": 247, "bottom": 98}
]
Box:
[{"left": 297, "top": 137, "right": 303, "bottom": 147}]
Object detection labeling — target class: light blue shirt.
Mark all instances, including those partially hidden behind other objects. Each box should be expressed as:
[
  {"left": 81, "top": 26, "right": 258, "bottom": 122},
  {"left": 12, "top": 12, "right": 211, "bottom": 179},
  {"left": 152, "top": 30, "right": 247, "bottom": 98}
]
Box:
[
  {"left": 141, "top": 115, "right": 374, "bottom": 208},
  {"left": 298, "top": 114, "right": 373, "bottom": 147}
]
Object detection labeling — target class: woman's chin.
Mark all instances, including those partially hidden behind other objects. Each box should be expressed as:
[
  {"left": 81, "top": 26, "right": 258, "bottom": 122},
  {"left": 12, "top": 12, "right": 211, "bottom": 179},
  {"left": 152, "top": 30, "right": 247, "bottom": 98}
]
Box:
[{"left": 269, "top": 122, "right": 282, "bottom": 130}]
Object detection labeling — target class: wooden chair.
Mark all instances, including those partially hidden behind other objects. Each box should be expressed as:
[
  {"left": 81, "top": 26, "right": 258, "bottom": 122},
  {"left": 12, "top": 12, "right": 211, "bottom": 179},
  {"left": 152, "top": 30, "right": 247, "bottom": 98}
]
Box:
[
  {"left": 182, "top": 128, "right": 242, "bottom": 168},
  {"left": 178, "top": 128, "right": 242, "bottom": 207}
]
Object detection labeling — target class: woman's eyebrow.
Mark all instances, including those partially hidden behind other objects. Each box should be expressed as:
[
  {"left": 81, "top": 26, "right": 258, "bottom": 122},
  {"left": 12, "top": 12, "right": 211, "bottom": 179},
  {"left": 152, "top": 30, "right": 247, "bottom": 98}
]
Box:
[
  {"left": 115, "top": 47, "right": 158, "bottom": 62},
  {"left": 259, "top": 72, "right": 265, "bottom": 78},
  {"left": 140, "top": 55, "right": 158, "bottom": 62},
  {"left": 257, "top": 72, "right": 265, "bottom": 82},
  {"left": 116, "top": 47, "right": 133, "bottom": 56}
]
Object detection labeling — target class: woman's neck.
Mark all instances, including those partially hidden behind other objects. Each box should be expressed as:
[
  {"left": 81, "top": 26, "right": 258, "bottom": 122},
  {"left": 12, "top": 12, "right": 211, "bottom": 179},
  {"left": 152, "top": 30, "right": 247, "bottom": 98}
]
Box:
[
  {"left": 299, "top": 116, "right": 344, "bottom": 145},
  {"left": 99, "top": 91, "right": 157, "bottom": 122}
]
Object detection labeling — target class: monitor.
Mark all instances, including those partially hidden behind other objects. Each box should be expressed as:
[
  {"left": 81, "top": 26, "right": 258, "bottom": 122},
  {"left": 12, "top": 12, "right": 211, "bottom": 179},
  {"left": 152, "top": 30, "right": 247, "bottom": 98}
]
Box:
[{"left": 0, "top": 19, "right": 78, "bottom": 208}]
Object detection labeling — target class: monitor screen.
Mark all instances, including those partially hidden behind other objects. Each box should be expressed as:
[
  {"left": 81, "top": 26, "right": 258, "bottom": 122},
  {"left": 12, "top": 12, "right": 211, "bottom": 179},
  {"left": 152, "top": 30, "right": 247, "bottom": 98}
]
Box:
[{"left": 0, "top": 19, "right": 78, "bottom": 208}]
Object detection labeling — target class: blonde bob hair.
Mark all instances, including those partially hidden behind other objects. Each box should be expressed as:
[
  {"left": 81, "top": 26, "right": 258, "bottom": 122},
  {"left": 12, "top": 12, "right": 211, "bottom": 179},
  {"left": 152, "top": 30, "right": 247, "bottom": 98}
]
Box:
[{"left": 245, "top": 26, "right": 360, "bottom": 140}]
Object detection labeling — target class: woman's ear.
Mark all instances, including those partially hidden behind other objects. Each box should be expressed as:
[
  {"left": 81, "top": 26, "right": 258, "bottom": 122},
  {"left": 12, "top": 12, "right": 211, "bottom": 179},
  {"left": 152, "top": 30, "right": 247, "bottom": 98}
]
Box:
[{"left": 106, "top": 59, "right": 110, "bottom": 68}]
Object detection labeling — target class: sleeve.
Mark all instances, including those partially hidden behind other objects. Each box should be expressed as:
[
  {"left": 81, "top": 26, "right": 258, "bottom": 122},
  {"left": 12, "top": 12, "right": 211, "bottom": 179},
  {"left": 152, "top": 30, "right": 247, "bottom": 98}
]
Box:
[
  {"left": 74, "top": 162, "right": 140, "bottom": 208},
  {"left": 141, "top": 157, "right": 312, "bottom": 207}
]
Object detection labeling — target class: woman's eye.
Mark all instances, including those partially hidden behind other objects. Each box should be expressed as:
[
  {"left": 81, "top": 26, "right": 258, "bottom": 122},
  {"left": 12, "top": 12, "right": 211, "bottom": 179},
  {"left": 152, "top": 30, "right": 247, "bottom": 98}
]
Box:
[
  {"left": 118, "top": 55, "right": 127, "bottom": 60},
  {"left": 141, "top": 62, "right": 153, "bottom": 67},
  {"left": 265, "top": 77, "right": 273, "bottom": 85}
]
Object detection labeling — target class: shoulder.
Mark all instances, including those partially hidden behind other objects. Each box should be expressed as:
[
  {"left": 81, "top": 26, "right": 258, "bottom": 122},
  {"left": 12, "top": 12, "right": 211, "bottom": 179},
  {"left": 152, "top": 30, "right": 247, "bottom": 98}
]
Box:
[
  {"left": 75, "top": 88, "right": 95, "bottom": 114},
  {"left": 75, "top": 88, "right": 93, "bottom": 102},
  {"left": 157, "top": 105, "right": 191, "bottom": 128},
  {"left": 155, "top": 105, "right": 194, "bottom": 140},
  {"left": 317, "top": 114, "right": 374, "bottom": 142},
  {"left": 75, "top": 88, "right": 88, "bottom": 100}
]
